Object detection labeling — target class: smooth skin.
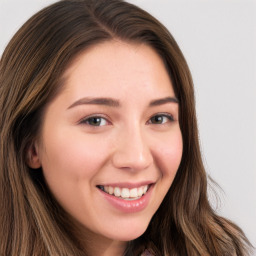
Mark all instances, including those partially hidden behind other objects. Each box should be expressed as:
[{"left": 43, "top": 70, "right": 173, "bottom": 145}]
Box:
[{"left": 28, "top": 40, "right": 183, "bottom": 256}]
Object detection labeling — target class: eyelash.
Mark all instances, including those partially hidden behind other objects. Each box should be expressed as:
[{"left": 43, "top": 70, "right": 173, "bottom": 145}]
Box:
[
  {"left": 79, "top": 113, "right": 175, "bottom": 127},
  {"left": 147, "top": 113, "right": 174, "bottom": 125},
  {"left": 79, "top": 115, "right": 109, "bottom": 127}
]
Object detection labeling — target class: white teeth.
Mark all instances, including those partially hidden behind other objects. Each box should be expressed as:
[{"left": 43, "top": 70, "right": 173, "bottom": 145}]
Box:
[
  {"left": 143, "top": 185, "right": 148, "bottom": 194},
  {"left": 100, "top": 185, "right": 150, "bottom": 200},
  {"left": 114, "top": 187, "right": 121, "bottom": 197},
  {"left": 138, "top": 187, "right": 143, "bottom": 197},
  {"left": 129, "top": 188, "right": 138, "bottom": 197},
  {"left": 108, "top": 186, "right": 114, "bottom": 195},
  {"left": 121, "top": 188, "right": 130, "bottom": 198}
]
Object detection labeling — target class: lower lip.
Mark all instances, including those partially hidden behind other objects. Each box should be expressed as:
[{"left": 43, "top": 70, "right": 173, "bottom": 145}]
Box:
[{"left": 98, "top": 185, "right": 154, "bottom": 213}]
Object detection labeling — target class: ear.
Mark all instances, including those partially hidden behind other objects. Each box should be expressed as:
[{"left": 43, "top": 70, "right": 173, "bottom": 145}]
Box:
[{"left": 26, "top": 142, "right": 41, "bottom": 169}]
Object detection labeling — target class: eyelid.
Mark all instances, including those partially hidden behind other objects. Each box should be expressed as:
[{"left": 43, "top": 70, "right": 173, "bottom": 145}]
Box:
[
  {"left": 78, "top": 114, "right": 111, "bottom": 126},
  {"left": 147, "top": 112, "right": 175, "bottom": 124},
  {"left": 77, "top": 112, "right": 176, "bottom": 126}
]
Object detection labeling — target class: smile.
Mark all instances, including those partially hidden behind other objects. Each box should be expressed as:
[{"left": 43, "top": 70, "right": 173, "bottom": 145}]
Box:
[
  {"left": 97, "top": 182, "right": 154, "bottom": 213},
  {"left": 97, "top": 185, "right": 150, "bottom": 200}
]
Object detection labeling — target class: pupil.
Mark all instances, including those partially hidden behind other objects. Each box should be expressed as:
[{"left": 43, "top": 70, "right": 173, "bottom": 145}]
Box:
[
  {"left": 153, "top": 116, "right": 163, "bottom": 124},
  {"left": 89, "top": 117, "right": 101, "bottom": 126}
]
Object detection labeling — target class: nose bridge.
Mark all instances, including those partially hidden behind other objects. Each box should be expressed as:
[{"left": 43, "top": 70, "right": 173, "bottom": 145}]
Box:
[{"left": 112, "top": 123, "right": 153, "bottom": 171}]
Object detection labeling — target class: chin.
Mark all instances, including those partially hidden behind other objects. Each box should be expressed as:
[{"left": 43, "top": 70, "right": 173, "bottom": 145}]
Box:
[{"left": 104, "top": 220, "right": 149, "bottom": 242}]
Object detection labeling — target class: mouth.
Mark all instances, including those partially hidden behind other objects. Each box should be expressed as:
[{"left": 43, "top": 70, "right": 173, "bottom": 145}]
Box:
[{"left": 96, "top": 184, "right": 151, "bottom": 201}]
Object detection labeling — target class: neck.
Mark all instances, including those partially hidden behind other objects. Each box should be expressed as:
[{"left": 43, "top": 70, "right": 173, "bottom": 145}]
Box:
[{"left": 85, "top": 238, "right": 127, "bottom": 256}]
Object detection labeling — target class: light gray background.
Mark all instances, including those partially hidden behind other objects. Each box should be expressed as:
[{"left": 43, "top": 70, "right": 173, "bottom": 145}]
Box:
[{"left": 1, "top": 0, "right": 255, "bottom": 249}]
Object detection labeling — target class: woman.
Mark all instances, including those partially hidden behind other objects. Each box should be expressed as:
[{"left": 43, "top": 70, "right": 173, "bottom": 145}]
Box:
[{"left": 0, "top": 0, "right": 253, "bottom": 255}]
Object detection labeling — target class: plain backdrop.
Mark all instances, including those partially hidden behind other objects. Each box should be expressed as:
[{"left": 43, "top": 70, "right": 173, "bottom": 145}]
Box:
[{"left": 0, "top": 0, "right": 255, "bottom": 250}]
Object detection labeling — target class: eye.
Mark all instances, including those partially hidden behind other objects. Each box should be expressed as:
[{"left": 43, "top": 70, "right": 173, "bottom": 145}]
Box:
[
  {"left": 148, "top": 114, "right": 174, "bottom": 124},
  {"left": 80, "top": 116, "right": 108, "bottom": 126}
]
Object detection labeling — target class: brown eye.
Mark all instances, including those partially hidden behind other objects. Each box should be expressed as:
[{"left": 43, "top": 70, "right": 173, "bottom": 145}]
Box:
[
  {"left": 150, "top": 115, "right": 164, "bottom": 124},
  {"left": 149, "top": 114, "right": 174, "bottom": 124},
  {"left": 81, "top": 116, "right": 108, "bottom": 126}
]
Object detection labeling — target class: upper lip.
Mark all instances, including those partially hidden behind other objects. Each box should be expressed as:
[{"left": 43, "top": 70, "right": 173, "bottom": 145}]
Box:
[{"left": 97, "top": 181, "right": 154, "bottom": 189}]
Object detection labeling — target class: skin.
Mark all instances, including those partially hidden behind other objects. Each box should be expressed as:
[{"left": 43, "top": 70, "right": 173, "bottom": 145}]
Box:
[{"left": 28, "top": 40, "right": 183, "bottom": 256}]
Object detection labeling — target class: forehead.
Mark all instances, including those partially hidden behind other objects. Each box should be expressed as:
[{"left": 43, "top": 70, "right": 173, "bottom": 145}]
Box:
[{"left": 60, "top": 40, "right": 175, "bottom": 100}]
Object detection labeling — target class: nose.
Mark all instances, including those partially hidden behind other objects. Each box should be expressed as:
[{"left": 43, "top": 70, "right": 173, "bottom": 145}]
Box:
[{"left": 111, "top": 127, "right": 153, "bottom": 171}]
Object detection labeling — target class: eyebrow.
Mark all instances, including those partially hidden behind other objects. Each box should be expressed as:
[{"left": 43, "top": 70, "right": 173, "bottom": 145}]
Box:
[
  {"left": 149, "top": 97, "right": 179, "bottom": 106},
  {"left": 67, "top": 97, "right": 120, "bottom": 109},
  {"left": 67, "top": 96, "right": 179, "bottom": 110}
]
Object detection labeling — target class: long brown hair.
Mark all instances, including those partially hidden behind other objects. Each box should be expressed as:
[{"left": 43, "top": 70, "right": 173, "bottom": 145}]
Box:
[{"left": 0, "top": 0, "right": 253, "bottom": 255}]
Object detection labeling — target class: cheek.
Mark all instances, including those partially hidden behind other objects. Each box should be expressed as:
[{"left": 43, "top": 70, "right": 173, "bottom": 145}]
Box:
[
  {"left": 39, "top": 128, "right": 112, "bottom": 182},
  {"left": 153, "top": 131, "right": 183, "bottom": 178}
]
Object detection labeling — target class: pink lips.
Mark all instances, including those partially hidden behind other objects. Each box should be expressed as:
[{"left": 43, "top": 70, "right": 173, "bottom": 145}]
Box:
[{"left": 98, "top": 183, "right": 154, "bottom": 213}]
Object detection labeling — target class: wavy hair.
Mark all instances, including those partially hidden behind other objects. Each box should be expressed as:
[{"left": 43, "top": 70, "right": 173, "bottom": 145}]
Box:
[{"left": 0, "top": 0, "right": 252, "bottom": 255}]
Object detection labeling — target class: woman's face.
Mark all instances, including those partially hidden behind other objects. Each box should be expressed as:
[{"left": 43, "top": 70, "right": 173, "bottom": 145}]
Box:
[{"left": 33, "top": 41, "right": 182, "bottom": 243}]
